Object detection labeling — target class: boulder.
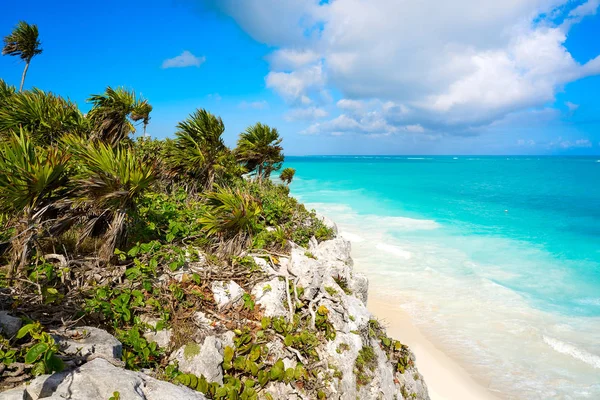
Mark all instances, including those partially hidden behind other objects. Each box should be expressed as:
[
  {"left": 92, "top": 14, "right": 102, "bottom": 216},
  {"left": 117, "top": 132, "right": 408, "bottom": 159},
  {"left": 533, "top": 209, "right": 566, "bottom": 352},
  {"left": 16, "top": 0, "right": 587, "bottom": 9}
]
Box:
[
  {"left": 53, "top": 326, "right": 122, "bottom": 362},
  {"left": 19, "top": 358, "right": 207, "bottom": 400},
  {"left": 0, "top": 311, "right": 22, "bottom": 337},
  {"left": 211, "top": 281, "right": 245, "bottom": 309},
  {"left": 318, "top": 214, "right": 339, "bottom": 235},
  {"left": 289, "top": 248, "right": 324, "bottom": 298},
  {"left": 251, "top": 277, "right": 288, "bottom": 317},
  {"left": 350, "top": 273, "right": 369, "bottom": 304},
  {"left": 315, "top": 237, "right": 353, "bottom": 266},
  {"left": 172, "top": 336, "right": 224, "bottom": 384},
  {"left": 140, "top": 316, "right": 172, "bottom": 350},
  {"left": 0, "top": 386, "right": 26, "bottom": 400}
]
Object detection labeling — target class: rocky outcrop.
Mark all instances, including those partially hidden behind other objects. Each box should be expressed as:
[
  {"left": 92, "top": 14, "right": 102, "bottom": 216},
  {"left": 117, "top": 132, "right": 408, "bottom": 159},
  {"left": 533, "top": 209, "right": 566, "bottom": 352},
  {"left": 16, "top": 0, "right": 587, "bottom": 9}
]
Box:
[
  {"left": 2, "top": 220, "right": 429, "bottom": 400},
  {"left": 52, "top": 326, "right": 122, "bottom": 363},
  {"left": 3, "top": 358, "right": 207, "bottom": 400}
]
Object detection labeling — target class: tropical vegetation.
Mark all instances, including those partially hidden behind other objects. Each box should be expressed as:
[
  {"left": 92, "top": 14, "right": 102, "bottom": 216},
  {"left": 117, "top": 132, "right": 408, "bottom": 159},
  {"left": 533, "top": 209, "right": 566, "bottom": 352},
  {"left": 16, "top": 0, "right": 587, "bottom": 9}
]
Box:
[{"left": 0, "top": 21, "right": 334, "bottom": 395}]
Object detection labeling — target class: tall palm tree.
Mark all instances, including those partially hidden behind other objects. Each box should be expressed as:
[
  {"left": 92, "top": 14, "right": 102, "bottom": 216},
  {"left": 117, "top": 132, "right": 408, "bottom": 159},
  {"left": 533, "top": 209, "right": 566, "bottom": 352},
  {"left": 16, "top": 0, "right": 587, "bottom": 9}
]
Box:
[
  {"left": 2, "top": 21, "right": 43, "bottom": 92},
  {"left": 87, "top": 87, "right": 149, "bottom": 147},
  {"left": 235, "top": 122, "right": 284, "bottom": 182},
  {"left": 167, "top": 109, "right": 227, "bottom": 190},
  {"left": 279, "top": 167, "right": 295, "bottom": 186},
  {"left": 131, "top": 101, "right": 153, "bottom": 138}
]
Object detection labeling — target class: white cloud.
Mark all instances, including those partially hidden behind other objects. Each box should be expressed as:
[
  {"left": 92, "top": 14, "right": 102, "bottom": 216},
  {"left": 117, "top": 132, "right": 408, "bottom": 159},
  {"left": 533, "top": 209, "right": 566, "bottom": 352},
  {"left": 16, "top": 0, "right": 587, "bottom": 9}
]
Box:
[
  {"left": 265, "top": 63, "right": 325, "bottom": 104},
  {"left": 285, "top": 107, "right": 328, "bottom": 121},
  {"left": 239, "top": 100, "right": 269, "bottom": 110},
  {"left": 565, "top": 101, "right": 579, "bottom": 111},
  {"left": 162, "top": 51, "right": 205, "bottom": 69},
  {"left": 267, "top": 49, "right": 321, "bottom": 70},
  {"left": 207, "top": 0, "right": 600, "bottom": 134}
]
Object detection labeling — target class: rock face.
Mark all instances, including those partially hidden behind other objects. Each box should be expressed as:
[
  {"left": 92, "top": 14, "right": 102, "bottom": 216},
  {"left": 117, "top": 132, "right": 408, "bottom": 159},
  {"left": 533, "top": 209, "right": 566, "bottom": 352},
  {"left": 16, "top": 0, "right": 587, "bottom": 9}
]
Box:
[
  {"left": 172, "top": 336, "right": 225, "bottom": 384},
  {"left": 1, "top": 217, "right": 429, "bottom": 400},
  {"left": 211, "top": 280, "right": 245, "bottom": 309},
  {"left": 0, "top": 311, "right": 22, "bottom": 337},
  {"left": 53, "top": 326, "right": 122, "bottom": 362},
  {"left": 8, "top": 358, "right": 207, "bottom": 400}
]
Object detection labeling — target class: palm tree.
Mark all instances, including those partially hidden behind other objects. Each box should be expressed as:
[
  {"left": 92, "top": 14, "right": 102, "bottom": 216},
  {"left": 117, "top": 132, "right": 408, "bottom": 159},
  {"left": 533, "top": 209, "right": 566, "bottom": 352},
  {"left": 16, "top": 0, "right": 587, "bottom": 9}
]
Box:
[
  {"left": 235, "top": 123, "right": 284, "bottom": 182},
  {"left": 2, "top": 21, "right": 43, "bottom": 92},
  {"left": 0, "top": 131, "right": 69, "bottom": 281},
  {"left": 131, "top": 101, "right": 153, "bottom": 138},
  {"left": 167, "top": 109, "right": 227, "bottom": 190},
  {"left": 87, "top": 87, "right": 150, "bottom": 147},
  {"left": 279, "top": 168, "right": 295, "bottom": 186}
]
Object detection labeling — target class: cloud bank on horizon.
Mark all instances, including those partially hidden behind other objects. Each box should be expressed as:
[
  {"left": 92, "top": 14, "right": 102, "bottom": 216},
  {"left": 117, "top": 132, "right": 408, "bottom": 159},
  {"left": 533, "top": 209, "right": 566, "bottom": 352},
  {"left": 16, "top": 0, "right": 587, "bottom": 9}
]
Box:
[{"left": 200, "top": 0, "right": 600, "bottom": 144}]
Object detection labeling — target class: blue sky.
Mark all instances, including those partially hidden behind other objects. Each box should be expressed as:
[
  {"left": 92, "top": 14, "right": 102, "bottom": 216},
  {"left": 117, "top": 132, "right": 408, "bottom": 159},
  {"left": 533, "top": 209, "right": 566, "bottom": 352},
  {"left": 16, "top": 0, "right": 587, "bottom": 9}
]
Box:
[{"left": 1, "top": 0, "right": 600, "bottom": 155}]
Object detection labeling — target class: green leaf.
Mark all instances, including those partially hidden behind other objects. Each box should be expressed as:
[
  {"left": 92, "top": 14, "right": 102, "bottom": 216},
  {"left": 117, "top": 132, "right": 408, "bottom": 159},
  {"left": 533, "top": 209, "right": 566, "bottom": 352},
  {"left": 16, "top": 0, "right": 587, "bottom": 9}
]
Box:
[
  {"left": 46, "top": 354, "right": 65, "bottom": 373},
  {"left": 224, "top": 346, "right": 234, "bottom": 363},
  {"left": 31, "top": 361, "right": 46, "bottom": 376},
  {"left": 261, "top": 317, "right": 271, "bottom": 330},
  {"left": 270, "top": 359, "right": 284, "bottom": 381},
  {"left": 285, "top": 368, "right": 295, "bottom": 382},
  {"left": 284, "top": 335, "right": 294, "bottom": 347},
  {"left": 25, "top": 343, "right": 49, "bottom": 364},
  {"left": 16, "top": 323, "right": 35, "bottom": 339},
  {"left": 249, "top": 345, "right": 261, "bottom": 362}
]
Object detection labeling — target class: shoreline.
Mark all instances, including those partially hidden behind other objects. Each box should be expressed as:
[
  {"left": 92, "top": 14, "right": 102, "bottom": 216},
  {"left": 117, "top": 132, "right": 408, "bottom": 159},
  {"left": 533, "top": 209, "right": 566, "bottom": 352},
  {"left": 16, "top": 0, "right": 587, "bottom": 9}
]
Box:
[{"left": 367, "top": 295, "right": 500, "bottom": 400}]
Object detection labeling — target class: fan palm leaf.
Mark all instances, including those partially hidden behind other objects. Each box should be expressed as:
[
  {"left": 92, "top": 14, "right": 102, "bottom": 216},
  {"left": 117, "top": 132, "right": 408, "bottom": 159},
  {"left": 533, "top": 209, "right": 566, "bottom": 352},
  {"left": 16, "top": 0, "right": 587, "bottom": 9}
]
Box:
[
  {"left": 0, "top": 88, "right": 88, "bottom": 144},
  {"left": 87, "top": 87, "right": 149, "bottom": 147},
  {"left": 0, "top": 131, "right": 69, "bottom": 279}
]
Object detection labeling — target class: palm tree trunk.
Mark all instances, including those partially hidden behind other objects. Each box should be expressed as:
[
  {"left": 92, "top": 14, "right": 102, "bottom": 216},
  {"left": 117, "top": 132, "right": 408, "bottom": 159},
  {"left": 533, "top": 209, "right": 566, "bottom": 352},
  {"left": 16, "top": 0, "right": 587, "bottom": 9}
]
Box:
[{"left": 19, "top": 61, "right": 30, "bottom": 92}]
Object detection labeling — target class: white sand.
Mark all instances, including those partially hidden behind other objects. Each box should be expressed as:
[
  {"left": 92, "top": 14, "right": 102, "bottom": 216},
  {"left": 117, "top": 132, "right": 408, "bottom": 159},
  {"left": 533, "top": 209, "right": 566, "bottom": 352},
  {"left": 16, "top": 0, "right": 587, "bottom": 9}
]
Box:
[{"left": 368, "top": 296, "right": 501, "bottom": 400}]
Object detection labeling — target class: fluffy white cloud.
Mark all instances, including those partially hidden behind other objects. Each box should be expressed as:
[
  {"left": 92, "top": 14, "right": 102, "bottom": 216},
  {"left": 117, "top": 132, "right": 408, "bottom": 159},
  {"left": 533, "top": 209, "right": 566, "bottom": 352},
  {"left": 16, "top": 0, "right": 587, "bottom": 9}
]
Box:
[
  {"left": 267, "top": 49, "right": 321, "bottom": 70},
  {"left": 285, "top": 106, "right": 328, "bottom": 121},
  {"left": 206, "top": 0, "right": 600, "bottom": 135},
  {"left": 162, "top": 51, "right": 205, "bottom": 69},
  {"left": 265, "top": 63, "right": 326, "bottom": 104},
  {"left": 239, "top": 100, "right": 269, "bottom": 110}
]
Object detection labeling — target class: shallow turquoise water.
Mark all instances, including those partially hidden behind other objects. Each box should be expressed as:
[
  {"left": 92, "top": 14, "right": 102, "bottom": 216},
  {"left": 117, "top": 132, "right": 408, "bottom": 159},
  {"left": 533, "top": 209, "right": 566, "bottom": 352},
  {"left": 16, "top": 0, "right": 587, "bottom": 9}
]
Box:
[{"left": 284, "top": 156, "right": 600, "bottom": 398}]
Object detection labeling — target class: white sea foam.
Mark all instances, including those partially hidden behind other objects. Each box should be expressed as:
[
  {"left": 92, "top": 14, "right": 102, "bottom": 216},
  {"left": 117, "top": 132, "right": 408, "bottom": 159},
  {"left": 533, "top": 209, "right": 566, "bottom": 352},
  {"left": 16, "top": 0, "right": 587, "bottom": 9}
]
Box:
[
  {"left": 340, "top": 231, "right": 364, "bottom": 242},
  {"left": 376, "top": 243, "right": 412, "bottom": 259},
  {"left": 543, "top": 336, "right": 600, "bottom": 369}
]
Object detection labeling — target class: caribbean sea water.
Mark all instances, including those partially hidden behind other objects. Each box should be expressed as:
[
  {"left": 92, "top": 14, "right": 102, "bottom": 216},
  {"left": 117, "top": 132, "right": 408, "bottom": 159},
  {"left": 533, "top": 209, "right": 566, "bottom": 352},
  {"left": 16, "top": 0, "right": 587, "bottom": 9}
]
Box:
[{"left": 284, "top": 156, "right": 600, "bottom": 399}]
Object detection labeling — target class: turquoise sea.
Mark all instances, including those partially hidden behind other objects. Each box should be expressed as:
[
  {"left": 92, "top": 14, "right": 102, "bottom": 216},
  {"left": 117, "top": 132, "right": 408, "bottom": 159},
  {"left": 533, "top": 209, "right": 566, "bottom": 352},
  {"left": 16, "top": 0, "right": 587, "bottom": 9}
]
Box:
[{"left": 284, "top": 156, "right": 600, "bottom": 399}]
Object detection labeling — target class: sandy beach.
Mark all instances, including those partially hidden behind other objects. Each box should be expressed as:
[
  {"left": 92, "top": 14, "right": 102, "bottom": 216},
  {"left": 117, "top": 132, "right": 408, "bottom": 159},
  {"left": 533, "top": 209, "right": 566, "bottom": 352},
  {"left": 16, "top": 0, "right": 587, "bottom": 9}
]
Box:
[{"left": 368, "top": 296, "right": 500, "bottom": 400}]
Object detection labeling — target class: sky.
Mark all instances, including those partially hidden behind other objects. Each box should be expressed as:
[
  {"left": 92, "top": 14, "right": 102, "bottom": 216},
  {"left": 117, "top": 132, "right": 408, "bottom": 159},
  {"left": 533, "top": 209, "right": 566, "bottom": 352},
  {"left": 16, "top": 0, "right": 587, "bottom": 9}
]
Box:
[{"left": 1, "top": 0, "right": 600, "bottom": 155}]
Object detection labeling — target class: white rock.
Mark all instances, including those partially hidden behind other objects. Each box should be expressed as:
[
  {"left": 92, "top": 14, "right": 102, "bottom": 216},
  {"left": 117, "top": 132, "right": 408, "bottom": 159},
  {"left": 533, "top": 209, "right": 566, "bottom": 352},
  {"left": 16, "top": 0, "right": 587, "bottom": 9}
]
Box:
[
  {"left": 0, "top": 387, "right": 26, "bottom": 400},
  {"left": 350, "top": 273, "right": 369, "bottom": 304},
  {"left": 315, "top": 237, "right": 353, "bottom": 266},
  {"left": 53, "top": 326, "right": 122, "bottom": 362},
  {"left": 172, "top": 336, "right": 224, "bottom": 384},
  {"left": 0, "top": 311, "right": 22, "bottom": 337},
  {"left": 289, "top": 248, "right": 324, "bottom": 299},
  {"left": 318, "top": 214, "right": 339, "bottom": 235},
  {"left": 140, "top": 316, "right": 172, "bottom": 349},
  {"left": 19, "top": 358, "right": 207, "bottom": 400},
  {"left": 211, "top": 281, "right": 245, "bottom": 309},
  {"left": 251, "top": 277, "right": 288, "bottom": 317}
]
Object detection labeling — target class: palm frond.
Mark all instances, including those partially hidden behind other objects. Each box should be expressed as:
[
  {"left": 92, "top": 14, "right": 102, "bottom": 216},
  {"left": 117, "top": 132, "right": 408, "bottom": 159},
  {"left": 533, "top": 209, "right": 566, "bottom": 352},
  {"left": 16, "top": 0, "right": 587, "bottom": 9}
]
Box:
[{"left": 2, "top": 21, "right": 42, "bottom": 61}]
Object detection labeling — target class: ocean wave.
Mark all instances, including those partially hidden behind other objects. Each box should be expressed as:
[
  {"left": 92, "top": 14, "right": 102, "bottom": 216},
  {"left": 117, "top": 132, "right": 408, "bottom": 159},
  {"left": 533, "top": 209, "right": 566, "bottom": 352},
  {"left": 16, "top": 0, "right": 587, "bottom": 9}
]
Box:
[
  {"left": 376, "top": 243, "right": 412, "bottom": 259},
  {"left": 543, "top": 336, "right": 600, "bottom": 369},
  {"left": 340, "top": 231, "right": 364, "bottom": 242}
]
